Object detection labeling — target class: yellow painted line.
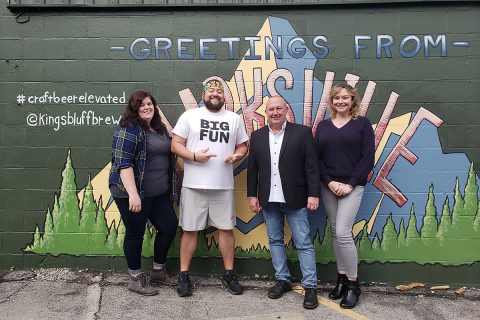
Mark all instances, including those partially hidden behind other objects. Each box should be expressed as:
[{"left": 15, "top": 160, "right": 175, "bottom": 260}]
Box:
[
  {"left": 353, "top": 191, "right": 385, "bottom": 237},
  {"left": 352, "top": 219, "right": 367, "bottom": 238},
  {"left": 367, "top": 193, "right": 385, "bottom": 235},
  {"left": 293, "top": 285, "right": 368, "bottom": 320}
]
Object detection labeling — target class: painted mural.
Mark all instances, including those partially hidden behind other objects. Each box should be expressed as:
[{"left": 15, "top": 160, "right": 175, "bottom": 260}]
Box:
[{"left": 23, "top": 17, "right": 480, "bottom": 267}]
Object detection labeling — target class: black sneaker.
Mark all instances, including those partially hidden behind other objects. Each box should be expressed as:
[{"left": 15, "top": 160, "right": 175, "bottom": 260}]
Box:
[
  {"left": 222, "top": 271, "right": 244, "bottom": 295},
  {"left": 267, "top": 280, "right": 292, "bottom": 299},
  {"left": 177, "top": 272, "right": 193, "bottom": 297}
]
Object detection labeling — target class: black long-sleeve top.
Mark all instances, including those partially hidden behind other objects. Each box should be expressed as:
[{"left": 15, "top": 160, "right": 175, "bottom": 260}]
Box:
[{"left": 314, "top": 116, "right": 375, "bottom": 188}]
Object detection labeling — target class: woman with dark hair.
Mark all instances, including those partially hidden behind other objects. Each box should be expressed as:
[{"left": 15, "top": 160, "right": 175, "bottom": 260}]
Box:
[
  {"left": 314, "top": 83, "right": 375, "bottom": 308},
  {"left": 109, "top": 91, "right": 178, "bottom": 296}
]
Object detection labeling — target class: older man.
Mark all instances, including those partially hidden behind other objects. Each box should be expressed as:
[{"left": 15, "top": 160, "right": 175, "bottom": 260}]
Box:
[
  {"left": 171, "top": 80, "right": 249, "bottom": 297},
  {"left": 247, "top": 96, "right": 320, "bottom": 309}
]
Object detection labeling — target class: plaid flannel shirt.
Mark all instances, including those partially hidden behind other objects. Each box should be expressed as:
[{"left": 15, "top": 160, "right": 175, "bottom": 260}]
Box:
[
  {"left": 109, "top": 123, "right": 179, "bottom": 202},
  {"left": 109, "top": 123, "right": 147, "bottom": 198}
]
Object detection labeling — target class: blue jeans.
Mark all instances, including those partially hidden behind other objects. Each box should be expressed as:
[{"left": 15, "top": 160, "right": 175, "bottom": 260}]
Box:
[{"left": 262, "top": 203, "right": 317, "bottom": 288}]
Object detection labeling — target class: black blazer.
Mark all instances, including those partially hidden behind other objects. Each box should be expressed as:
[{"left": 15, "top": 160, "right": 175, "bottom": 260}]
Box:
[{"left": 247, "top": 121, "right": 320, "bottom": 210}]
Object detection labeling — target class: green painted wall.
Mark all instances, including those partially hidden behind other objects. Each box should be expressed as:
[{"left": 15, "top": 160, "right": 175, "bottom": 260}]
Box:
[{"left": 1, "top": 2, "right": 479, "bottom": 285}]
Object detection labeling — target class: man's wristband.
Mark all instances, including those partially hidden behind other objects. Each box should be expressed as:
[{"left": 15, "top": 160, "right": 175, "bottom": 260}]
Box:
[{"left": 193, "top": 153, "right": 196, "bottom": 162}]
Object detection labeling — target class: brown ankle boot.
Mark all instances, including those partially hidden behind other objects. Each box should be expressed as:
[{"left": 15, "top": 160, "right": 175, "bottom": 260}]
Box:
[
  {"left": 127, "top": 273, "right": 158, "bottom": 296},
  {"left": 150, "top": 268, "right": 176, "bottom": 286}
]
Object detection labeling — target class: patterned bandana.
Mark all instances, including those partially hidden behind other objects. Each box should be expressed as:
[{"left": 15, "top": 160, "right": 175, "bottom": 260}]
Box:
[{"left": 203, "top": 80, "right": 224, "bottom": 93}]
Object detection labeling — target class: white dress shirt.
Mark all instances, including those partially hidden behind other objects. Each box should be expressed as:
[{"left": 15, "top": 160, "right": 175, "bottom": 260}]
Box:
[{"left": 268, "top": 122, "right": 287, "bottom": 203}]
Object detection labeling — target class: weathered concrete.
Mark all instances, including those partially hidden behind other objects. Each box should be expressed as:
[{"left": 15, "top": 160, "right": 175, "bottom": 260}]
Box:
[{"left": 1, "top": 268, "right": 479, "bottom": 320}]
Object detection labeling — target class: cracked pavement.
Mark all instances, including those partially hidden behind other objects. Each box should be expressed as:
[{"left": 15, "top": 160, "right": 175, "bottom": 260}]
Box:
[{"left": 1, "top": 268, "right": 479, "bottom": 320}]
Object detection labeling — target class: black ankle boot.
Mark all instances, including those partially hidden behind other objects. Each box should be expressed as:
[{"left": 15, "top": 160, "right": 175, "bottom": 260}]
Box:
[
  {"left": 329, "top": 273, "right": 348, "bottom": 300},
  {"left": 340, "top": 280, "right": 361, "bottom": 309}
]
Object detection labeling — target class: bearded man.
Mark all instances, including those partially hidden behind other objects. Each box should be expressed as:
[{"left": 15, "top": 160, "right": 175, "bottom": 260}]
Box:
[{"left": 171, "top": 80, "right": 249, "bottom": 297}]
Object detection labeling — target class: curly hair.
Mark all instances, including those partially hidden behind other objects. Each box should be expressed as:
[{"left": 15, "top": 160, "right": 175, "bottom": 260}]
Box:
[
  {"left": 328, "top": 83, "right": 361, "bottom": 120},
  {"left": 119, "top": 91, "right": 165, "bottom": 133}
]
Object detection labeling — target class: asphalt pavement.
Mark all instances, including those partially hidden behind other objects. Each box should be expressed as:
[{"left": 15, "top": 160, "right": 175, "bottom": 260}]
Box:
[{"left": 1, "top": 268, "right": 479, "bottom": 320}]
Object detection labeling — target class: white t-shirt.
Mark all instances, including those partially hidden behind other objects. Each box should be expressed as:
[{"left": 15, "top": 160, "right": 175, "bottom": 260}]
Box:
[{"left": 172, "top": 107, "right": 249, "bottom": 189}]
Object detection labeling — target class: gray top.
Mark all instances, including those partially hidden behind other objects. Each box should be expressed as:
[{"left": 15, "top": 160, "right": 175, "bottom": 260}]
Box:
[
  {"left": 109, "top": 130, "right": 171, "bottom": 198},
  {"left": 143, "top": 130, "right": 171, "bottom": 196}
]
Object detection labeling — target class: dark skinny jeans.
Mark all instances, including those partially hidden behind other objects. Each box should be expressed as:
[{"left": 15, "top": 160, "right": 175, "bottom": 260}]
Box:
[{"left": 114, "top": 193, "right": 178, "bottom": 271}]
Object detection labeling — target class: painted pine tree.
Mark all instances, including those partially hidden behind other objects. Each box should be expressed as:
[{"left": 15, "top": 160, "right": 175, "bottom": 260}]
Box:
[
  {"left": 357, "top": 225, "right": 372, "bottom": 261},
  {"left": 235, "top": 242, "right": 270, "bottom": 258},
  {"left": 454, "top": 164, "right": 479, "bottom": 238},
  {"left": 116, "top": 220, "right": 125, "bottom": 251},
  {"left": 437, "top": 197, "right": 452, "bottom": 242},
  {"left": 397, "top": 218, "right": 406, "bottom": 249},
  {"left": 43, "top": 197, "right": 58, "bottom": 252},
  {"left": 25, "top": 206, "right": 53, "bottom": 253},
  {"left": 254, "top": 243, "right": 271, "bottom": 258},
  {"left": 380, "top": 214, "right": 398, "bottom": 260},
  {"left": 79, "top": 177, "right": 96, "bottom": 234},
  {"left": 56, "top": 150, "right": 81, "bottom": 233},
  {"left": 94, "top": 198, "right": 109, "bottom": 242},
  {"left": 474, "top": 202, "right": 480, "bottom": 234},
  {"left": 421, "top": 185, "right": 438, "bottom": 259},
  {"left": 89, "top": 197, "right": 109, "bottom": 253},
  {"left": 28, "top": 226, "right": 43, "bottom": 253},
  {"left": 452, "top": 178, "right": 465, "bottom": 230},
  {"left": 464, "top": 164, "right": 479, "bottom": 219},
  {"left": 317, "top": 219, "right": 334, "bottom": 263},
  {"left": 371, "top": 233, "right": 381, "bottom": 251},
  {"left": 105, "top": 221, "right": 119, "bottom": 254},
  {"left": 421, "top": 185, "right": 438, "bottom": 238},
  {"left": 406, "top": 204, "right": 421, "bottom": 244},
  {"left": 208, "top": 237, "right": 221, "bottom": 255},
  {"left": 24, "top": 149, "right": 480, "bottom": 265},
  {"left": 313, "top": 229, "right": 333, "bottom": 264}
]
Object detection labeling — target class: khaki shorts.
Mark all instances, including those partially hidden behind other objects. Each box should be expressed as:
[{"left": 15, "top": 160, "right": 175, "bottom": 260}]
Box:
[{"left": 179, "top": 187, "right": 236, "bottom": 231}]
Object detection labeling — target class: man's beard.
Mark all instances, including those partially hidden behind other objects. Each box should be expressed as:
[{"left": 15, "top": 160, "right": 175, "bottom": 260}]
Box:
[{"left": 204, "top": 99, "right": 224, "bottom": 111}]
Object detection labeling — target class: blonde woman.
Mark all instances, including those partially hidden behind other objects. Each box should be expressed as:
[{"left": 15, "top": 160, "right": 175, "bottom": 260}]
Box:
[{"left": 314, "top": 83, "right": 375, "bottom": 308}]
